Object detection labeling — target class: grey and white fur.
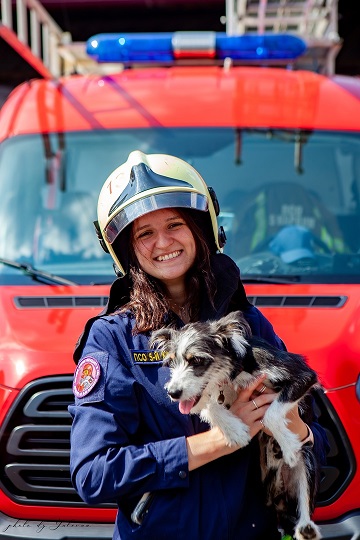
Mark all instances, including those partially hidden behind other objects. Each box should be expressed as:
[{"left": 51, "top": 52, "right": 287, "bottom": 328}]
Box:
[{"left": 150, "top": 310, "right": 322, "bottom": 540}]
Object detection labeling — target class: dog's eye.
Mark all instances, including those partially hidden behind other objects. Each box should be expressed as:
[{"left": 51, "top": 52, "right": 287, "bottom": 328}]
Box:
[{"left": 190, "top": 356, "right": 203, "bottom": 366}]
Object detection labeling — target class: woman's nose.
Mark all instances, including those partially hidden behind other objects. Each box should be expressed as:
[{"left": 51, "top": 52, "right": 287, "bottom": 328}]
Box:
[{"left": 155, "top": 230, "right": 173, "bottom": 247}]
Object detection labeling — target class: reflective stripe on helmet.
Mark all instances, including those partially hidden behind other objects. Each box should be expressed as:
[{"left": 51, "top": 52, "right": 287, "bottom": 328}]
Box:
[
  {"left": 108, "top": 162, "right": 194, "bottom": 217},
  {"left": 104, "top": 191, "right": 208, "bottom": 244}
]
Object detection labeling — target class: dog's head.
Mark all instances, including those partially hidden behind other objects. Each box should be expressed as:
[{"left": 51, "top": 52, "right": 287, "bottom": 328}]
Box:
[{"left": 150, "top": 311, "right": 251, "bottom": 414}]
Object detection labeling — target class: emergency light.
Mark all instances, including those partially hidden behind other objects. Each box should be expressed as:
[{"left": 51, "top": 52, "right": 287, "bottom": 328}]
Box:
[{"left": 86, "top": 31, "right": 307, "bottom": 64}]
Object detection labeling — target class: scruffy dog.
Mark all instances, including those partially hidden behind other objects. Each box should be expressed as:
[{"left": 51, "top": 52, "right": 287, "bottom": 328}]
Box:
[{"left": 150, "top": 311, "right": 322, "bottom": 540}]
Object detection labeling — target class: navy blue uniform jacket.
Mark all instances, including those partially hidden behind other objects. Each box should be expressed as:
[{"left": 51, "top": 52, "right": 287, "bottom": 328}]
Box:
[{"left": 69, "top": 253, "right": 328, "bottom": 540}]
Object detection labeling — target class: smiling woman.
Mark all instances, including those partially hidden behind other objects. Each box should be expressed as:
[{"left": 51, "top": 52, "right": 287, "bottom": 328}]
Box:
[
  {"left": 127, "top": 205, "right": 212, "bottom": 326},
  {"left": 69, "top": 150, "right": 328, "bottom": 540},
  {"left": 132, "top": 209, "right": 196, "bottom": 308}
]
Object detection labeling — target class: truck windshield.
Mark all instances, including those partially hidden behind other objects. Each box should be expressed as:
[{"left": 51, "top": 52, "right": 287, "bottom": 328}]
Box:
[{"left": 1, "top": 128, "right": 360, "bottom": 284}]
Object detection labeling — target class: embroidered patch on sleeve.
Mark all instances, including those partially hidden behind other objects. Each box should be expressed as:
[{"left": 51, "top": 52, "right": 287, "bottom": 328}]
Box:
[{"left": 73, "top": 356, "right": 101, "bottom": 398}]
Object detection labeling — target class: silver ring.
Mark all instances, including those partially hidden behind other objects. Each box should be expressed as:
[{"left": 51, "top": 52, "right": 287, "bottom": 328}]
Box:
[
  {"left": 252, "top": 399, "right": 259, "bottom": 410},
  {"left": 260, "top": 419, "right": 265, "bottom": 429},
  {"left": 258, "top": 385, "right": 267, "bottom": 394}
]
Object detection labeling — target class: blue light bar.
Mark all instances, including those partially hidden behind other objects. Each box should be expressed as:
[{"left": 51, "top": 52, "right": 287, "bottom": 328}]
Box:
[
  {"left": 87, "top": 33, "right": 174, "bottom": 63},
  {"left": 86, "top": 32, "right": 307, "bottom": 64},
  {"left": 216, "top": 33, "right": 307, "bottom": 60}
]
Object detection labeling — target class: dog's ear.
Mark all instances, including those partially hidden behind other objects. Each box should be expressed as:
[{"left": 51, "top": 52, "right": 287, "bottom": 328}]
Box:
[
  {"left": 149, "top": 327, "right": 174, "bottom": 350},
  {"left": 209, "top": 311, "right": 251, "bottom": 357},
  {"left": 229, "top": 311, "right": 252, "bottom": 337},
  {"left": 210, "top": 311, "right": 251, "bottom": 339}
]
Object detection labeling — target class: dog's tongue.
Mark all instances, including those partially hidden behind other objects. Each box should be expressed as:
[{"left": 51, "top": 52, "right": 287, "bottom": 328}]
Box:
[{"left": 179, "top": 398, "right": 196, "bottom": 415}]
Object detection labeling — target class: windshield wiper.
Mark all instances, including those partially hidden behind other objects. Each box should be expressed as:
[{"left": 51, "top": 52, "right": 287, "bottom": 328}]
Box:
[
  {"left": 0, "top": 257, "right": 78, "bottom": 286},
  {"left": 241, "top": 274, "right": 301, "bottom": 284}
]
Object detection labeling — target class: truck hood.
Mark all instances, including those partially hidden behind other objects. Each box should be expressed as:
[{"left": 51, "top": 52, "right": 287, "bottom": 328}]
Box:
[
  {"left": 0, "top": 284, "right": 110, "bottom": 389},
  {"left": 244, "top": 282, "right": 360, "bottom": 392},
  {"left": 1, "top": 283, "right": 359, "bottom": 392}
]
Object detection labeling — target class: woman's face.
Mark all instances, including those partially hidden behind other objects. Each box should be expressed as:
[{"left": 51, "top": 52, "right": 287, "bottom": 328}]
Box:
[{"left": 132, "top": 208, "right": 196, "bottom": 286}]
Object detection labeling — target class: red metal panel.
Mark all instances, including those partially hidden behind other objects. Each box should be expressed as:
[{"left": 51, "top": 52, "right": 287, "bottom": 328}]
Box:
[{"left": 2, "top": 67, "right": 360, "bottom": 141}]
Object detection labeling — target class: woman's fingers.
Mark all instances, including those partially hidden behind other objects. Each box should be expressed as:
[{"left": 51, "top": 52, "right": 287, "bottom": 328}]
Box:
[
  {"left": 233, "top": 389, "right": 277, "bottom": 414},
  {"left": 230, "top": 376, "right": 278, "bottom": 439},
  {"left": 253, "top": 380, "right": 272, "bottom": 396},
  {"left": 250, "top": 381, "right": 276, "bottom": 404},
  {"left": 236, "top": 374, "right": 267, "bottom": 403}
]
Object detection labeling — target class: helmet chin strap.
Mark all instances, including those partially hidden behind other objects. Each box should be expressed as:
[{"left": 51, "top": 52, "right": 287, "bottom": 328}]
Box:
[
  {"left": 218, "top": 225, "right": 227, "bottom": 248},
  {"left": 93, "top": 220, "right": 109, "bottom": 253},
  {"left": 113, "top": 263, "right": 125, "bottom": 278}
]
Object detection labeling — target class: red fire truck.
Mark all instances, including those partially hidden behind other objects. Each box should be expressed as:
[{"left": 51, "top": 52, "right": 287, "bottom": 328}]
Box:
[{"left": 0, "top": 0, "right": 359, "bottom": 538}]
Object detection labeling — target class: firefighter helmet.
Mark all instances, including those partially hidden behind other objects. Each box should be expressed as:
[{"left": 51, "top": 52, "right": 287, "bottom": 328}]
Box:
[{"left": 95, "top": 150, "right": 225, "bottom": 276}]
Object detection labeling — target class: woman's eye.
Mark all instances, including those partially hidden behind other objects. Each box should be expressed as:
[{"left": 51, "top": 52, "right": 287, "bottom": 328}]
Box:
[
  {"left": 168, "top": 221, "right": 184, "bottom": 230},
  {"left": 137, "top": 230, "right": 152, "bottom": 239}
]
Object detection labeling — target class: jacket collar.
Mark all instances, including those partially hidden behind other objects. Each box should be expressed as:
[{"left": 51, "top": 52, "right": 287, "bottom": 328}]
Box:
[
  {"left": 73, "top": 253, "right": 249, "bottom": 363},
  {"left": 199, "top": 253, "right": 249, "bottom": 320}
]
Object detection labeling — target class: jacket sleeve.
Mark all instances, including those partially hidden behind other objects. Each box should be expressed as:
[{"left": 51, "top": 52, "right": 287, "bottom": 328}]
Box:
[{"left": 69, "top": 319, "right": 189, "bottom": 505}]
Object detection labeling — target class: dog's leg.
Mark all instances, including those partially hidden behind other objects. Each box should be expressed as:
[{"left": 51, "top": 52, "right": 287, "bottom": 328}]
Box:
[
  {"left": 261, "top": 441, "right": 321, "bottom": 540},
  {"left": 200, "top": 401, "right": 251, "bottom": 447},
  {"left": 293, "top": 453, "right": 322, "bottom": 540},
  {"left": 263, "top": 400, "right": 302, "bottom": 467}
]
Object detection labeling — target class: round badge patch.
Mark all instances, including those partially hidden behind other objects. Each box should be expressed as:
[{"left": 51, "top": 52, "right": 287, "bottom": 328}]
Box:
[{"left": 73, "top": 356, "right": 101, "bottom": 398}]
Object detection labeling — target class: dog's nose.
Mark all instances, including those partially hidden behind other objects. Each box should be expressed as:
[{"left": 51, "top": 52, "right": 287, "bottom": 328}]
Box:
[{"left": 167, "top": 389, "right": 182, "bottom": 400}]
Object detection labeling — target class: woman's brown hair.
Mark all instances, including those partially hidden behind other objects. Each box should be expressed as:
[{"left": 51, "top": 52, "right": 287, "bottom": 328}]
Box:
[{"left": 118, "top": 208, "right": 216, "bottom": 333}]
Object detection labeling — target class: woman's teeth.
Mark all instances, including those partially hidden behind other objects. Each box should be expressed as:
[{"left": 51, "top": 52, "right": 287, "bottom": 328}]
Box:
[{"left": 156, "top": 250, "right": 181, "bottom": 262}]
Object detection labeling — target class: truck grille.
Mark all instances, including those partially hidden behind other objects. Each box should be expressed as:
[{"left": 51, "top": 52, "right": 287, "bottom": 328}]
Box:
[
  {"left": 0, "top": 376, "right": 355, "bottom": 507},
  {"left": 0, "top": 376, "right": 112, "bottom": 507}
]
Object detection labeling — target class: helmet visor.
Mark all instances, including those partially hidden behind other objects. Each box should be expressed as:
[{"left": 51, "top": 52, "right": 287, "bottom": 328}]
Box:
[{"left": 104, "top": 191, "right": 208, "bottom": 244}]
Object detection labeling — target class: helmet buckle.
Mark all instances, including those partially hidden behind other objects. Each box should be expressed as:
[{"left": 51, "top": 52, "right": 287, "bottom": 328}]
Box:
[{"left": 93, "top": 220, "right": 110, "bottom": 253}]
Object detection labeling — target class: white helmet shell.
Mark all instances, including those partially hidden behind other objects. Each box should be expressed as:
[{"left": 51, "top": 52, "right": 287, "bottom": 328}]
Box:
[{"left": 97, "top": 150, "right": 223, "bottom": 275}]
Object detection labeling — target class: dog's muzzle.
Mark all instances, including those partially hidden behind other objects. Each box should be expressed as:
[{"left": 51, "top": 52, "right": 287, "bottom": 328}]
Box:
[{"left": 169, "top": 393, "right": 201, "bottom": 415}]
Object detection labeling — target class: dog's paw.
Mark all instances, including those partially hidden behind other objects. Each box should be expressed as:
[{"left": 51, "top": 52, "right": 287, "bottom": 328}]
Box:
[
  {"left": 222, "top": 423, "right": 251, "bottom": 447},
  {"left": 223, "top": 431, "right": 251, "bottom": 447},
  {"left": 282, "top": 446, "right": 302, "bottom": 468},
  {"left": 200, "top": 405, "right": 251, "bottom": 447},
  {"left": 294, "top": 521, "right": 322, "bottom": 540}
]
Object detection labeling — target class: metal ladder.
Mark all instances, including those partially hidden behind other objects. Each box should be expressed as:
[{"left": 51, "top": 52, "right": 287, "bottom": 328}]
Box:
[
  {"left": 0, "top": 0, "right": 107, "bottom": 78},
  {"left": 225, "top": 0, "right": 341, "bottom": 74},
  {"left": 0, "top": 0, "right": 66, "bottom": 78}
]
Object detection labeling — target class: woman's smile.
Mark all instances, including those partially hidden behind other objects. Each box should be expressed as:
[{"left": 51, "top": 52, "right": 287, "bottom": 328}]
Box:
[
  {"left": 132, "top": 209, "right": 196, "bottom": 287},
  {"left": 155, "top": 249, "right": 183, "bottom": 262}
]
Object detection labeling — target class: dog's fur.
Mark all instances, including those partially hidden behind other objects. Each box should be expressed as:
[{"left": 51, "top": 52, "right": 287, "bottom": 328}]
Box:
[{"left": 150, "top": 310, "right": 322, "bottom": 540}]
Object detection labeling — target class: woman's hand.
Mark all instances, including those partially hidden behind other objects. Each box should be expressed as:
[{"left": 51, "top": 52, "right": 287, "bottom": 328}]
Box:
[
  {"left": 186, "top": 375, "right": 309, "bottom": 471},
  {"left": 230, "top": 375, "right": 278, "bottom": 439},
  {"left": 186, "top": 375, "right": 277, "bottom": 471},
  {"left": 250, "top": 377, "right": 309, "bottom": 442}
]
